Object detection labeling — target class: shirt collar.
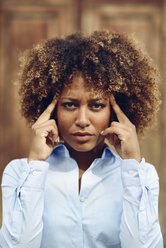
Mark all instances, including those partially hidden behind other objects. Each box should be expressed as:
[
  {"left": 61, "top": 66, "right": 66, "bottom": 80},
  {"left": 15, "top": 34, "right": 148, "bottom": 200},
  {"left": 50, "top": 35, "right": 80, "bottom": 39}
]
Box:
[
  {"left": 53, "top": 143, "right": 115, "bottom": 160},
  {"left": 101, "top": 145, "right": 115, "bottom": 159},
  {"left": 53, "top": 144, "right": 71, "bottom": 158}
]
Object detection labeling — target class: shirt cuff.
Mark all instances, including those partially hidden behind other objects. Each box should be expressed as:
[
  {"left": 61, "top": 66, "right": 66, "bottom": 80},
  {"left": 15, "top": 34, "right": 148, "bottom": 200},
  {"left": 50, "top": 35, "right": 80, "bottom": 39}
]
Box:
[
  {"left": 121, "top": 158, "right": 146, "bottom": 187},
  {"left": 19, "top": 159, "right": 49, "bottom": 189}
]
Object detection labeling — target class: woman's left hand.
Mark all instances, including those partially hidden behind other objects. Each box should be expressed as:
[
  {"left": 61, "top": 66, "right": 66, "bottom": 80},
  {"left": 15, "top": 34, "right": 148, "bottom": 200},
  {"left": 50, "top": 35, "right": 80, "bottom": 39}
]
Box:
[{"left": 101, "top": 96, "right": 141, "bottom": 163}]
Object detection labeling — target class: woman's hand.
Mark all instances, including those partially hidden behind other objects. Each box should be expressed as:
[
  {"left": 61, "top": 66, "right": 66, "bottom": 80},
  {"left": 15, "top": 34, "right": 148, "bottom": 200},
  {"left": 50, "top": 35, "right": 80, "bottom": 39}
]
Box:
[
  {"left": 28, "top": 98, "right": 58, "bottom": 163},
  {"left": 101, "top": 96, "right": 141, "bottom": 163}
]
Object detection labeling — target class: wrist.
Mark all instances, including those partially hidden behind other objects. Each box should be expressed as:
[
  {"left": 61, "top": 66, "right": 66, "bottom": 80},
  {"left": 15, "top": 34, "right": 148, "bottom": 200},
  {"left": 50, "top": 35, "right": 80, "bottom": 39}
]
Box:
[
  {"left": 28, "top": 153, "right": 45, "bottom": 163},
  {"left": 121, "top": 153, "right": 141, "bottom": 163},
  {"left": 28, "top": 158, "right": 45, "bottom": 163}
]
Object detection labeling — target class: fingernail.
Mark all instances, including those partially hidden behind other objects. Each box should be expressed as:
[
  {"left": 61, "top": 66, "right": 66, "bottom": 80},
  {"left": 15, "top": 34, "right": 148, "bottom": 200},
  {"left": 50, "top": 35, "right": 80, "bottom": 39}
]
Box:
[
  {"left": 100, "top": 131, "right": 104, "bottom": 135},
  {"left": 55, "top": 136, "right": 60, "bottom": 143}
]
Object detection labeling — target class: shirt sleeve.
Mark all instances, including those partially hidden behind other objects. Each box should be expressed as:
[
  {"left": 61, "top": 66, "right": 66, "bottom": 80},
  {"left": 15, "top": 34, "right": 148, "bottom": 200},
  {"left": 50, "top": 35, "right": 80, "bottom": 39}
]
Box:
[
  {"left": 0, "top": 158, "right": 49, "bottom": 248},
  {"left": 120, "top": 158, "right": 163, "bottom": 248}
]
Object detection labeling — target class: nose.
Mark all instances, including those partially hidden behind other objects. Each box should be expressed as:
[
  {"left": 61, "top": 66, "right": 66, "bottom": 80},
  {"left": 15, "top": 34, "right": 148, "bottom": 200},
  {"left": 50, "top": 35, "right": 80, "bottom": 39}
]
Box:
[{"left": 75, "top": 107, "right": 90, "bottom": 128}]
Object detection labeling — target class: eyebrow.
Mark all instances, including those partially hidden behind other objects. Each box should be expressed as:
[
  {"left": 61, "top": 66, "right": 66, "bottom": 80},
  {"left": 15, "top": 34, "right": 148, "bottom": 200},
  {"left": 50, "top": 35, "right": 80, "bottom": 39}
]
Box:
[{"left": 60, "top": 97, "right": 107, "bottom": 101}]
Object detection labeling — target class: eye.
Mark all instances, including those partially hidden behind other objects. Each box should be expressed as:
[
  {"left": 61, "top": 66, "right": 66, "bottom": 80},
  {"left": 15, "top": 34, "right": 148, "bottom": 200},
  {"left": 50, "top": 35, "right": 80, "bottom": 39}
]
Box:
[
  {"left": 61, "top": 102, "right": 77, "bottom": 109},
  {"left": 90, "top": 103, "right": 105, "bottom": 110}
]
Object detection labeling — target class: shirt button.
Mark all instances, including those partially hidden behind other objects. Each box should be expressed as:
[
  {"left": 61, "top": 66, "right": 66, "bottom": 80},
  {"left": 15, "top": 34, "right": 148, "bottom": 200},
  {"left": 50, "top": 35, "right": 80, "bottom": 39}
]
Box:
[
  {"left": 32, "top": 170, "right": 40, "bottom": 176},
  {"left": 140, "top": 205, "right": 144, "bottom": 211},
  {"left": 80, "top": 196, "right": 85, "bottom": 202},
  {"left": 129, "top": 170, "right": 135, "bottom": 175},
  {"left": 140, "top": 169, "right": 144, "bottom": 175}
]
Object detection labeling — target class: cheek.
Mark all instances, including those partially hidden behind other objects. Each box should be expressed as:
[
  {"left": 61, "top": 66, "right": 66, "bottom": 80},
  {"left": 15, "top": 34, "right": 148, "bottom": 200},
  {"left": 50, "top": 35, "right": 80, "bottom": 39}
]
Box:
[
  {"left": 56, "top": 108, "right": 72, "bottom": 133},
  {"left": 94, "top": 110, "right": 111, "bottom": 130}
]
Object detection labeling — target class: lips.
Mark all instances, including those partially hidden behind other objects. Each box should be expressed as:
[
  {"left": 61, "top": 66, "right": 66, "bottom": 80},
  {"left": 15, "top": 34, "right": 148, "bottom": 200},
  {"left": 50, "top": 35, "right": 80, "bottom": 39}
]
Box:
[
  {"left": 72, "top": 132, "right": 94, "bottom": 142},
  {"left": 72, "top": 132, "right": 93, "bottom": 136}
]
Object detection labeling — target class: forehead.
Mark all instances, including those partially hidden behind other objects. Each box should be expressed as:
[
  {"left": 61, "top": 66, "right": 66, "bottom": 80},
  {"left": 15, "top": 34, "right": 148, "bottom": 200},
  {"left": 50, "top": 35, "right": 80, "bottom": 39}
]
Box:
[{"left": 61, "top": 75, "right": 108, "bottom": 99}]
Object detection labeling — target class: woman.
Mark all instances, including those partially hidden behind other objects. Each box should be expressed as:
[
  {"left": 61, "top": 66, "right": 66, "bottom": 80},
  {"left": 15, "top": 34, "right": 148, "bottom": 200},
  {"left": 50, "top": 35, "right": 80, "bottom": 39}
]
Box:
[{"left": 0, "top": 30, "right": 163, "bottom": 247}]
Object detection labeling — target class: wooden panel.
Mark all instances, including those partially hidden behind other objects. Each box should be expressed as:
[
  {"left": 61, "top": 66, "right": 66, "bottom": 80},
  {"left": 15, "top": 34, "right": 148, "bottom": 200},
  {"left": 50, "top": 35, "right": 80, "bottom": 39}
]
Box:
[{"left": 0, "top": 3, "right": 76, "bottom": 169}]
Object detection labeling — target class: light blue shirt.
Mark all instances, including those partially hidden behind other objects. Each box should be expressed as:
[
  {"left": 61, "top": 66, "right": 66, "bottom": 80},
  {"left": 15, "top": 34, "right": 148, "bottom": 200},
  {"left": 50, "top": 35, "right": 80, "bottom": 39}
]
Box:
[{"left": 0, "top": 144, "right": 163, "bottom": 248}]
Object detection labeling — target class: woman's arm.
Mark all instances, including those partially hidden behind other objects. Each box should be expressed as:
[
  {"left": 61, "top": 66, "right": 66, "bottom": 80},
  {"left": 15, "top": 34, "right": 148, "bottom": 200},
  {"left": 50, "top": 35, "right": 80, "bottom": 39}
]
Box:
[
  {"left": 101, "top": 96, "right": 163, "bottom": 247},
  {"left": 0, "top": 98, "right": 58, "bottom": 248},
  {"left": 120, "top": 158, "right": 163, "bottom": 248},
  {"left": 0, "top": 159, "right": 49, "bottom": 248}
]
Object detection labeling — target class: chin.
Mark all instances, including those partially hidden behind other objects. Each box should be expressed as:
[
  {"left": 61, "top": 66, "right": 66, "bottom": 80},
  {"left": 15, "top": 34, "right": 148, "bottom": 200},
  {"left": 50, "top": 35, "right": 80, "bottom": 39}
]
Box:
[
  {"left": 70, "top": 143, "right": 96, "bottom": 152},
  {"left": 65, "top": 139, "right": 104, "bottom": 153}
]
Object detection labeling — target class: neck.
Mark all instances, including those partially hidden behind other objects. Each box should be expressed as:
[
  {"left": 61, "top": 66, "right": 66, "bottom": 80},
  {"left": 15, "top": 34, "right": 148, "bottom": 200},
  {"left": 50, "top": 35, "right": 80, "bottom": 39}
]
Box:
[{"left": 65, "top": 141, "right": 106, "bottom": 170}]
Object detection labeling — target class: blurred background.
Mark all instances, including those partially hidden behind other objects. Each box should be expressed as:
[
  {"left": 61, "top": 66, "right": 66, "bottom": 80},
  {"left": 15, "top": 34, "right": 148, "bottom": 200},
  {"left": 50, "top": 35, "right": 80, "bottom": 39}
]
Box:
[{"left": 0, "top": 0, "right": 166, "bottom": 245}]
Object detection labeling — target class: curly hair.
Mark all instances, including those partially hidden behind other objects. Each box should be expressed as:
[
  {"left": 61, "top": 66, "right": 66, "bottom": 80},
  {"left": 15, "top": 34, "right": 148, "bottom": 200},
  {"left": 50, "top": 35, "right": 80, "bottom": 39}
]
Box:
[{"left": 18, "top": 30, "right": 161, "bottom": 135}]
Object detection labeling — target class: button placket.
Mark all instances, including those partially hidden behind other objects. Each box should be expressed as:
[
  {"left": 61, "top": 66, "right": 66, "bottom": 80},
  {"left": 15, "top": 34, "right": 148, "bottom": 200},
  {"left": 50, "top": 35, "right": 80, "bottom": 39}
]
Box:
[{"left": 79, "top": 170, "right": 90, "bottom": 203}]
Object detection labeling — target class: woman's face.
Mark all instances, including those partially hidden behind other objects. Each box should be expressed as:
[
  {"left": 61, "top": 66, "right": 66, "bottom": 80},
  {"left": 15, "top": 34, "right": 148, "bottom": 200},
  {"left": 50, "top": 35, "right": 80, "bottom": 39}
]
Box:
[{"left": 56, "top": 75, "right": 111, "bottom": 152}]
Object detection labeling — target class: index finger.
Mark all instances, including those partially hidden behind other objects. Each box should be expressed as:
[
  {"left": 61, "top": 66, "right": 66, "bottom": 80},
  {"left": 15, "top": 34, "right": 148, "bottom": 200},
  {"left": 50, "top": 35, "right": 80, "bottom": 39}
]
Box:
[
  {"left": 35, "top": 97, "right": 58, "bottom": 125},
  {"left": 110, "top": 95, "right": 129, "bottom": 123}
]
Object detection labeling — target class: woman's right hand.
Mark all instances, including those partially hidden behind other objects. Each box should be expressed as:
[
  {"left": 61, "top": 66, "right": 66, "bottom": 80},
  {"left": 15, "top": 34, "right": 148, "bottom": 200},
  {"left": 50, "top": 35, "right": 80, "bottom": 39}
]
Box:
[{"left": 28, "top": 98, "right": 58, "bottom": 163}]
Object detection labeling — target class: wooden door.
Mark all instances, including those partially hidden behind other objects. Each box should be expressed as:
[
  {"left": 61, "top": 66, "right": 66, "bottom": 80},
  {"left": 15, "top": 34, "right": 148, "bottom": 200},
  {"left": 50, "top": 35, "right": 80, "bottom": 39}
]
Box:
[{"left": 0, "top": 0, "right": 77, "bottom": 168}]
